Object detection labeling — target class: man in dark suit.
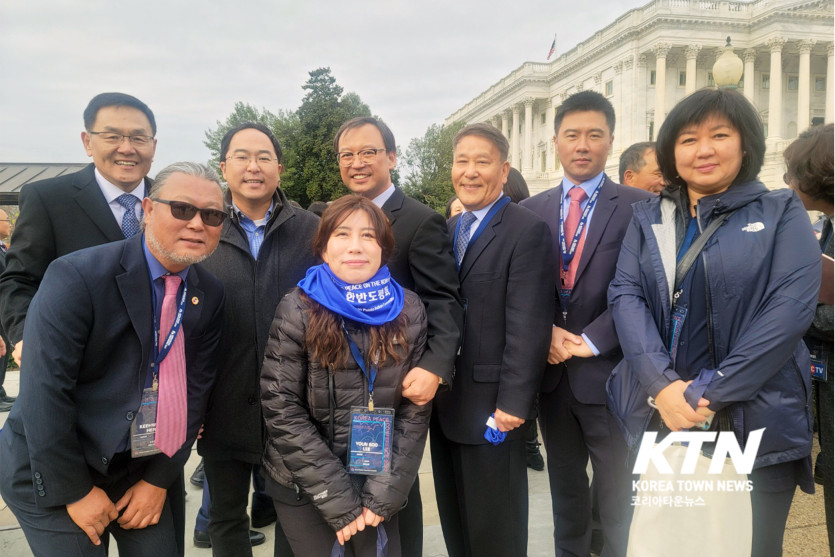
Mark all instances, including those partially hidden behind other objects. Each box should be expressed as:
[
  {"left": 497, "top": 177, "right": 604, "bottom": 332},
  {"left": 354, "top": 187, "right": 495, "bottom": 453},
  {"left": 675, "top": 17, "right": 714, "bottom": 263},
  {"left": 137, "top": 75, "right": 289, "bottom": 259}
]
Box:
[
  {"left": 0, "top": 92, "right": 156, "bottom": 366},
  {"left": 334, "top": 117, "right": 463, "bottom": 557},
  {"left": 521, "top": 91, "right": 652, "bottom": 557},
  {"left": 432, "top": 123, "right": 555, "bottom": 557},
  {"left": 0, "top": 162, "right": 226, "bottom": 556}
]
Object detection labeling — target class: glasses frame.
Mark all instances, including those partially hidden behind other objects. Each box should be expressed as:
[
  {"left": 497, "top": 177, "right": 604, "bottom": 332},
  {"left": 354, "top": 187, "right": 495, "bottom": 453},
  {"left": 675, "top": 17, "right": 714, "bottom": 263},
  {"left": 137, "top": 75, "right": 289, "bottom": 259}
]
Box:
[
  {"left": 224, "top": 154, "right": 278, "bottom": 167},
  {"left": 88, "top": 131, "right": 155, "bottom": 147},
  {"left": 336, "top": 148, "right": 386, "bottom": 167},
  {"left": 152, "top": 198, "right": 228, "bottom": 227}
]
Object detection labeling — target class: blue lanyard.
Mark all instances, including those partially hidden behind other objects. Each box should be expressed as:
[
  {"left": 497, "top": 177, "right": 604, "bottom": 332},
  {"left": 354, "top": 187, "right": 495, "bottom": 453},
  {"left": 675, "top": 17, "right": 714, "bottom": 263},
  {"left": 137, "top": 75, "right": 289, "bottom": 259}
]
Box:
[
  {"left": 343, "top": 325, "right": 377, "bottom": 410},
  {"left": 558, "top": 176, "right": 604, "bottom": 273},
  {"left": 153, "top": 282, "right": 188, "bottom": 366},
  {"left": 453, "top": 196, "right": 511, "bottom": 269}
]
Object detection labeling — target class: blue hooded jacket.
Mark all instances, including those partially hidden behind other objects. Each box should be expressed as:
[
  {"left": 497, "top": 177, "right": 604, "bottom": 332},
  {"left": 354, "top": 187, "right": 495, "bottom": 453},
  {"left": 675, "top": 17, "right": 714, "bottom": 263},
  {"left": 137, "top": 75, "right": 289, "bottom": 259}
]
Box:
[{"left": 607, "top": 180, "right": 821, "bottom": 471}]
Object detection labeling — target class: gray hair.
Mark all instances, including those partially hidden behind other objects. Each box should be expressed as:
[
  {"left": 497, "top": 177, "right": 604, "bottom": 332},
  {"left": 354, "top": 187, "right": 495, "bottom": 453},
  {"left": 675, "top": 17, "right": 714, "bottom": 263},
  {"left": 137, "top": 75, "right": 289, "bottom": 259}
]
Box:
[
  {"left": 148, "top": 162, "right": 222, "bottom": 198},
  {"left": 618, "top": 141, "right": 656, "bottom": 184}
]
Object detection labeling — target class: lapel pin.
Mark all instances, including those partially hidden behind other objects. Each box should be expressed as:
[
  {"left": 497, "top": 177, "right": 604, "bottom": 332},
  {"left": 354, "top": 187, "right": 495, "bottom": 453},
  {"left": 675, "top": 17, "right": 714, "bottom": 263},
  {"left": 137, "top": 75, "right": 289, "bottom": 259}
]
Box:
[{"left": 192, "top": 296, "right": 199, "bottom": 305}]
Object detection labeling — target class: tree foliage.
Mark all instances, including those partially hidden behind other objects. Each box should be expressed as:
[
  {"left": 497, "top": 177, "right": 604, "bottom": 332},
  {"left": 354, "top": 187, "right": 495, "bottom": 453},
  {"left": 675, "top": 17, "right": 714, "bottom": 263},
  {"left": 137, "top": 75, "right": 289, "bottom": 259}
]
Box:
[
  {"left": 203, "top": 102, "right": 282, "bottom": 175},
  {"left": 401, "top": 120, "right": 466, "bottom": 213}
]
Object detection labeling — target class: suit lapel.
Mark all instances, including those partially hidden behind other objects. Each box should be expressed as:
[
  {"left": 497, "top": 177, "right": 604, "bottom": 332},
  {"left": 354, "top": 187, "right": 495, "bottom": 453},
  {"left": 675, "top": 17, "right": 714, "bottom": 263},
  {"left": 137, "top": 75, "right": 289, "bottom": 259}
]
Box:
[
  {"left": 72, "top": 167, "right": 140, "bottom": 242},
  {"left": 381, "top": 187, "right": 404, "bottom": 227},
  {"left": 458, "top": 204, "right": 505, "bottom": 282},
  {"left": 545, "top": 186, "right": 563, "bottom": 265},
  {"left": 574, "top": 178, "right": 617, "bottom": 284},
  {"left": 116, "top": 238, "right": 154, "bottom": 380},
  {"left": 182, "top": 270, "right": 204, "bottom": 339}
]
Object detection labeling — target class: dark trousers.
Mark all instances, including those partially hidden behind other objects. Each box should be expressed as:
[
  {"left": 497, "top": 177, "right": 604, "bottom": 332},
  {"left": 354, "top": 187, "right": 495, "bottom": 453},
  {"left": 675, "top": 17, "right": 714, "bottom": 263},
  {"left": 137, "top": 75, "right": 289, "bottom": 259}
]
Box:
[
  {"left": 430, "top": 417, "right": 528, "bottom": 557},
  {"left": 204, "top": 457, "right": 292, "bottom": 557},
  {"left": 0, "top": 433, "right": 177, "bottom": 557},
  {"left": 817, "top": 378, "right": 834, "bottom": 556},
  {"left": 750, "top": 485, "right": 796, "bottom": 557},
  {"left": 539, "top": 373, "right": 633, "bottom": 557},
  {"left": 397, "top": 476, "right": 423, "bottom": 557},
  {"left": 0, "top": 334, "right": 9, "bottom": 398}
]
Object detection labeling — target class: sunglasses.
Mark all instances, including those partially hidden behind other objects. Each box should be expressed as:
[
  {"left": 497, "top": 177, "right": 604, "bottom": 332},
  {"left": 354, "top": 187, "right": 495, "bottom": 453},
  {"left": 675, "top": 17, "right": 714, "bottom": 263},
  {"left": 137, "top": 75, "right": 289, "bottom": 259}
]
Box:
[{"left": 152, "top": 199, "right": 227, "bottom": 227}]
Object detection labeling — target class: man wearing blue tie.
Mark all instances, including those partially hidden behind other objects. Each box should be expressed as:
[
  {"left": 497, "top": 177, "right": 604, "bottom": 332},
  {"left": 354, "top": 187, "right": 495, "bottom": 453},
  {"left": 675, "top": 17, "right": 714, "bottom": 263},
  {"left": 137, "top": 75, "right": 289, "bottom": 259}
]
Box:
[{"left": 0, "top": 162, "right": 226, "bottom": 556}]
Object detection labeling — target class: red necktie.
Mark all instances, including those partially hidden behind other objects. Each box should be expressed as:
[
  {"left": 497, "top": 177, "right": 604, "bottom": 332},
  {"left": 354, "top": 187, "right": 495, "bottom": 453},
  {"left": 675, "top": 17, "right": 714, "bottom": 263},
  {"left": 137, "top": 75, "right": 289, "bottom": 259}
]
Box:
[
  {"left": 563, "top": 186, "right": 589, "bottom": 289},
  {"left": 155, "top": 275, "right": 187, "bottom": 457}
]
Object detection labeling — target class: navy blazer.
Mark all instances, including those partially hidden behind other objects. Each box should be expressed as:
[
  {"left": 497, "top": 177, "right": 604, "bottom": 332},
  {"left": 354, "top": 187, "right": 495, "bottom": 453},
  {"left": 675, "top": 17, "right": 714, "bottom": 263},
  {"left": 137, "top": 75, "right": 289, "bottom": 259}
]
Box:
[
  {"left": 1, "top": 235, "right": 224, "bottom": 508},
  {"left": 521, "top": 176, "right": 652, "bottom": 403},
  {"left": 0, "top": 163, "right": 153, "bottom": 345},
  {"left": 434, "top": 201, "right": 555, "bottom": 445}
]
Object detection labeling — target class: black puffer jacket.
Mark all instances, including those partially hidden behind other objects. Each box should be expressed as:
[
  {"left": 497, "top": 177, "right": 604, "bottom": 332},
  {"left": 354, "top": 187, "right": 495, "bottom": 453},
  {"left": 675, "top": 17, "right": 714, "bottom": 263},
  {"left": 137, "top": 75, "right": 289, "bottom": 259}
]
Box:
[{"left": 260, "top": 287, "right": 429, "bottom": 531}]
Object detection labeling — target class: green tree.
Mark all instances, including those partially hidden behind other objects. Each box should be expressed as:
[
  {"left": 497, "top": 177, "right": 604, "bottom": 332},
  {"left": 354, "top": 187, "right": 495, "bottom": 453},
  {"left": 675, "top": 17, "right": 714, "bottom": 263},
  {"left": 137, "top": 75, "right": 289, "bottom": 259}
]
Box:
[
  {"left": 202, "top": 102, "right": 281, "bottom": 175},
  {"left": 401, "top": 120, "right": 466, "bottom": 213}
]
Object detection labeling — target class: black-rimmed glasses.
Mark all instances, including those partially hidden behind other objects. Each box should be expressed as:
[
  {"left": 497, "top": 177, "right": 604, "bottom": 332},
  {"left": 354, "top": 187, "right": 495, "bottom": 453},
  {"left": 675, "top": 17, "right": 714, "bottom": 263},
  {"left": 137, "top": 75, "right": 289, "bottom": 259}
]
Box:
[
  {"left": 336, "top": 148, "right": 386, "bottom": 167},
  {"left": 152, "top": 199, "right": 227, "bottom": 227}
]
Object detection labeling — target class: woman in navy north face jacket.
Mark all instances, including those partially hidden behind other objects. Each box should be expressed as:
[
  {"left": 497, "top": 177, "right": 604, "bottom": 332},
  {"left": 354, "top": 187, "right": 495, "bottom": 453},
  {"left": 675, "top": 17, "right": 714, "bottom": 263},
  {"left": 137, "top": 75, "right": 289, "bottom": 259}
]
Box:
[{"left": 607, "top": 88, "right": 821, "bottom": 556}]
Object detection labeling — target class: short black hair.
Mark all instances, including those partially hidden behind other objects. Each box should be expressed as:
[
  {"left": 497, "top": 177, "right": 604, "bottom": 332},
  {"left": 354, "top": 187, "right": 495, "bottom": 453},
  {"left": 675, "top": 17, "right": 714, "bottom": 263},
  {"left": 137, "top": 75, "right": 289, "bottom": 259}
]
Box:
[
  {"left": 453, "top": 123, "right": 509, "bottom": 162},
  {"left": 784, "top": 123, "right": 834, "bottom": 206},
  {"left": 554, "top": 91, "right": 615, "bottom": 136},
  {"left": 219, "top": 122, "right": 283, "bottom": 164},
  {"left": 333, "top": 117, "right": 396, "bottom": 154},
  {"left": 83, "top": 92, "right": 156, "bottom": 136},
  {"left": 656, "top": 88, "right": 765, "bottom": 189},
  {"left": 619, "top": 141, "right": 656, "bottom": 183},
  {"left": 504, "top": 168, "right": 530, "bottom": 203}
]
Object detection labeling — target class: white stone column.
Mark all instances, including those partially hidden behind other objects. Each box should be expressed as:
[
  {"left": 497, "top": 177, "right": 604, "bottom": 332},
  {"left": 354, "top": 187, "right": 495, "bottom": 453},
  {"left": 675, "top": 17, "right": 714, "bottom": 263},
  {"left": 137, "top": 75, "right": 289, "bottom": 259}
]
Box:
[
  {"left": 797, "top": 40, "right": 816, "bottom": 134},
  {"left": 546, "top": 99, "right": 556, "bottom": 173},
  {"left": 501, "top": 111, "right": 509, "bottom": 141},
  {"left": 523, "top": 98, "right": 534, "bottom": 172},
  {"left": 685, "top": 44, "right": 702, "bottom": 95},
  {"left": 827, "top": 44, "right": 834, "bottom": 124},
  {"left": 511, "top": 105, "right": 521, "bottom": 169},
  {"left": 637, "top": 54, "right": 649, "bottom": 140},
  {"left": 767, "top": 37, "right": 786, "bottom": 140},
  {"left": 743, "top": 49, "right": 757, "bottom": 102},
  {"left": 614, "top": 61, "right": 625, "bottom": 152},
  {"left": 653, "top": 43, "right": 671, "bottom": 139}
]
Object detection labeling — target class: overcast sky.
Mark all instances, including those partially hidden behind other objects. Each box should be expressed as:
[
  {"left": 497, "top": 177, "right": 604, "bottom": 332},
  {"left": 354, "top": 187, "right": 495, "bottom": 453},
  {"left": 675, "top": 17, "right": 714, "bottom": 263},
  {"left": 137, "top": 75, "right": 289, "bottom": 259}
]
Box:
[{"left": 1, "top": 0, "right": 646, "bottom": 173}]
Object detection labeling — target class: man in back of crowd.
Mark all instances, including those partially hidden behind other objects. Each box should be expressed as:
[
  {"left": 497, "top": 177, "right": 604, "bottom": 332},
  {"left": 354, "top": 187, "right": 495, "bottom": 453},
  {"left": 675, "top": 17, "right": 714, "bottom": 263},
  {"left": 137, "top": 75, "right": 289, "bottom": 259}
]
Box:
[
  {"left": 0, "top": 209, "right": 14, "bottom": 412},
  {"left": 618, "top": 141, "right": 664, "bottom": 194},
  {"left": 197, "top": 122, "right": 319, "bottom": 557},
  {"left": 333, "top": 116, "right": 463, "bottom": 557}
]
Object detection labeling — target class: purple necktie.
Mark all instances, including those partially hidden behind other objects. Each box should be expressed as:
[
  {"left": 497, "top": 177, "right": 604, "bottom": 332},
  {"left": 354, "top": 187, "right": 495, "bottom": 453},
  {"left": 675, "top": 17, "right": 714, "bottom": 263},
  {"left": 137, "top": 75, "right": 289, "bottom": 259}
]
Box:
[{"left": 155, "top": 275, "right": 187, "bottom": 457}]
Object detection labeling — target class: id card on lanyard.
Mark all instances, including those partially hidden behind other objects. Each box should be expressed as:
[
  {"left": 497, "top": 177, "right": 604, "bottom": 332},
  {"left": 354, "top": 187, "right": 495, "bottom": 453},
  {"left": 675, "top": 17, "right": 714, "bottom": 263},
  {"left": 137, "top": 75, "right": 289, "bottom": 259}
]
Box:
[
  {"left": 130, "top": 281, "right": 188, "bottom": 458},
  {"left": 558, "top": 176, "right": 604, "bottom": 320},
  {"left": 344, "top": 326, "right": 394, "bottom": 475}
]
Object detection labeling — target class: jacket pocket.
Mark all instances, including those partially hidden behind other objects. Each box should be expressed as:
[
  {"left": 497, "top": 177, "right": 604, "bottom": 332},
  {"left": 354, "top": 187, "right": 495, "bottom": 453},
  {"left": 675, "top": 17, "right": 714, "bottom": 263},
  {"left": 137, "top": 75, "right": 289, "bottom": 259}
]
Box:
[{"left": 472, "top": 364, "right": 501, "bottom": 383}]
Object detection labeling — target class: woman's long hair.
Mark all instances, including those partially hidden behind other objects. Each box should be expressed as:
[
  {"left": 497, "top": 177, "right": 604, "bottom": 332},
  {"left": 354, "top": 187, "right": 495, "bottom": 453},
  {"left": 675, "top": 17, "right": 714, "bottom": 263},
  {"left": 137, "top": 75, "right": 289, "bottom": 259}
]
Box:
[{"left": 303, "top": 195, "right": 408, "bottom": 370}]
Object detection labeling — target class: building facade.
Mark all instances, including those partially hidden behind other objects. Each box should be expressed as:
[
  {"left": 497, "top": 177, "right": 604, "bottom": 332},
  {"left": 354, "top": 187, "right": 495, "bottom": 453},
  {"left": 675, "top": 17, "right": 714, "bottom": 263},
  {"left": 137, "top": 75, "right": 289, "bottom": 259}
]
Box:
[{"left": 445, "top": 0, "right": 834, "bottom": 193}]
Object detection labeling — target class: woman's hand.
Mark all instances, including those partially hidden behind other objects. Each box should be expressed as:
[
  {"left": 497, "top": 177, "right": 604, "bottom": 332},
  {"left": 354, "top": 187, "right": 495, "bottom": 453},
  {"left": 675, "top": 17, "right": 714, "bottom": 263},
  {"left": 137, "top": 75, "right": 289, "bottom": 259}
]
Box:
[
  {"left": 654, "top": 380, "right": 710, "bottom": 431},
  {"left": 336, "top": 513, "right": 366, "bottom": 546},
  {"left": 362, "top": 507, "right": 384, "bottom": 527}
]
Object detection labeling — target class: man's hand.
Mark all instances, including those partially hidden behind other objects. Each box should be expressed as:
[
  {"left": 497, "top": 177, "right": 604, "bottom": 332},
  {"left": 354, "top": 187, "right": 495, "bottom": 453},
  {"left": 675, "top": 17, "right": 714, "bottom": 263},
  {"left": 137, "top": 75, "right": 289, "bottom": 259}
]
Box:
[
  {"left": 548, "top": 326, "right": 583, "bottom": 364},
  {"left": 0, "top": 336, "right": 6, "bottom": 357},
  {"left": 361, "top": 507, "right": 384, "bottom": 528},
  {"left": 66, "top": 486, "right": 118, "bottom": 546},
  {"left": 12, "top": 340, "right": 22, "bottom": 366},
  {"left": 115, "top": 480, "right": 166, "bottom": 530},
  {"left": 401, "top": 366, "right": 440, "bottom": 406},
  {"left": 493, "top": 408, "right": 525, "bottom": 432},
  {"left": 336, "top": 513, "right": 366, "bottom": 545},
  {"left": 654, "top": 380, "right": 709, "bottom": 431},
  {"left": 563, "top": 336, "right": 593, "bottom": 358}
]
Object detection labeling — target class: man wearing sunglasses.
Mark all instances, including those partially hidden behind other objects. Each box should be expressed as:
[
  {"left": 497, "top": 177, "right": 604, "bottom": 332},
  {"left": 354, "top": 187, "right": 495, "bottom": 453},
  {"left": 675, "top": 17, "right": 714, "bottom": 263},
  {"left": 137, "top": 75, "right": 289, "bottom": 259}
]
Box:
[
  {"left": 196, "top": 122, "right": 319, "bottom": 557},
  {"left": 0, "top": 162, "right": 226, "bottom": 557},
  {"left": 0, "top": 92, "right": 157, "bottom": 369}
]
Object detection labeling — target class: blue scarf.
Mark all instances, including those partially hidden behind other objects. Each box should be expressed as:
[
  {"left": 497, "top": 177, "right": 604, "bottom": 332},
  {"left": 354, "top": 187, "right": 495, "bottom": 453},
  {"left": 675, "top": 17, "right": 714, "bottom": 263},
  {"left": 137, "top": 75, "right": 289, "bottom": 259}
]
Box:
[{"left": 298, "top": 264, "right": 405, "bottom": 326}]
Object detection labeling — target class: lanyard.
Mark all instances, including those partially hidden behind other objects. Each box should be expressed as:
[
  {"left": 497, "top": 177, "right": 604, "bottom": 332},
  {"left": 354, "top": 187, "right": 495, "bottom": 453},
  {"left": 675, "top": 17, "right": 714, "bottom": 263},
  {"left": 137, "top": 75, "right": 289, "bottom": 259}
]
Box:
[
  {"left": 343, "top": 325, "right": 378, "bottom": 410},
  {"left": 453, "top": 196, "right": 512, "bottom": 269},
  {"left": 153, "top": 281, "right": 188, "bottom": 366},
  {"left": 558, "top": 175, "right": 604, "bottom": 273}
]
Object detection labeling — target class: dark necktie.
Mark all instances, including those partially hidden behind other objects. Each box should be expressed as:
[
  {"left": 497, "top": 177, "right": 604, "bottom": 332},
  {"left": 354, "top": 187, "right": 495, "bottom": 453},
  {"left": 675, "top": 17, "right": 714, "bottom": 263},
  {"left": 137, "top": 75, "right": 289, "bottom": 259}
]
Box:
[
  {"left": 455, "top": 212, "right": 477, "bottom": 267},
  {"left": 116, "top": 194, "right": 141, "bottom": 238}
]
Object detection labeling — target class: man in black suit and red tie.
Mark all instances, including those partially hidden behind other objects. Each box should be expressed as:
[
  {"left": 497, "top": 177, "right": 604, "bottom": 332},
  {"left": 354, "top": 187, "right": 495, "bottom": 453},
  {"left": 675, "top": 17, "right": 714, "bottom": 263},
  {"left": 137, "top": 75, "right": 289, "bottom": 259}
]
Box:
[
  {"left": 432, "top": 123, "right": 555, "bottom": 557},
  {"left": 521, "top": 91, "right": 652, "bottom": 557}
]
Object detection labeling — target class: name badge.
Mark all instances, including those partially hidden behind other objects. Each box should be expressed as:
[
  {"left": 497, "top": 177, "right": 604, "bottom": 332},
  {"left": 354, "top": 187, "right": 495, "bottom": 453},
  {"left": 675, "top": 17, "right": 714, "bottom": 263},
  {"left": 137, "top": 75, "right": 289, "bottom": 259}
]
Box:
[
  {"left": 130, "top": 387, "right": 162, "bottom": 457},
  {"left": 347, "top": 406, "right": 394, "bottom": 475},
  {"left": 811, "top": 351, "right": 828, "bottom": 382}
]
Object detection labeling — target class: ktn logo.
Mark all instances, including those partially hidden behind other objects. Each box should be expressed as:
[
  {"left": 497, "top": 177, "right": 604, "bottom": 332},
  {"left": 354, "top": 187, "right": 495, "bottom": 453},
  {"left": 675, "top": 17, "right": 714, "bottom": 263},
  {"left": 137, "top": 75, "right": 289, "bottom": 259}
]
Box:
[{"left": 632, "top": 428, "right": 764, "bottom": 475}]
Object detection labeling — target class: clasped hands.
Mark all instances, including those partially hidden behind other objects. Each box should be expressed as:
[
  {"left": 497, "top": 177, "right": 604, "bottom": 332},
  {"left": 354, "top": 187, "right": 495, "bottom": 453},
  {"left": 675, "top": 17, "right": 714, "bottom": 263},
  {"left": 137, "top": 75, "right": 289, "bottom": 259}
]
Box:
[
  {"left": 336, "top": 507, "right": 384, "bottom": 545},
  {"left": 66, "top": 480, "right": 167, "bottom": 546},
  {"left": 654, "top": 379, "right": 714, "bottom": 431},
  {"left": 548, "top": 326, "right": 594, "bottom": 364}
]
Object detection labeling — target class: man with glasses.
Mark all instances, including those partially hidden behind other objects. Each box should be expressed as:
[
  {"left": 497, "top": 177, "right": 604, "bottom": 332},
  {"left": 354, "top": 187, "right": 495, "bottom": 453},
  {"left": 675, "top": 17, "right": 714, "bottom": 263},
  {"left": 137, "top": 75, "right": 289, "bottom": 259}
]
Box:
[
  {"left": 0, "top": 162, "right": 226, "bottom": 557},
  {"left": 0, "top": 92, "right": 157, "bottom": 367},
  {"left": 196, "top": 122, "right": 319, "bottom": 557},
  {"left": 334, "top": 117, "right": 463, "bottom": 557}
]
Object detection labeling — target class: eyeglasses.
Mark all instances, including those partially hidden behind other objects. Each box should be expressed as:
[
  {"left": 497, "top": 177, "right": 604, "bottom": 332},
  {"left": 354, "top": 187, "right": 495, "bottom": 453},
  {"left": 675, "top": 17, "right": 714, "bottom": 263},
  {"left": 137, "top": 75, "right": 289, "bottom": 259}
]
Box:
[
  {"left": 152, "top": 199, "right": 227, "bottom": 227},
  {"left": 225, "top": 154, "right": 278, "bottom": 167},
  {"left": 336, "top": 148, "right": 386, "bottom": 167},
  {"left": 88, "top": 131, "right": 154, "bottom": 147}
]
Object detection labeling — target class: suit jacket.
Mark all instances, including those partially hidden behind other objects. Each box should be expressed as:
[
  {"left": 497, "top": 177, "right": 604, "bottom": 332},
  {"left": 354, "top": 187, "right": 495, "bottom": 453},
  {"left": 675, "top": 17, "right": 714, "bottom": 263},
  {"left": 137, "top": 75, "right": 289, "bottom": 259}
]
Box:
[
  {"left": 434, "top": 200, "right": 555, "bottom": 445},
  {"left": 521, "top": 176, "right": 652, "bottom": 403},
  {"left": 0, "top": 163, "right": 151, "bottom": 345},
  {"left": 381, "top": 188, "right": 463, "bottom": 382},
  {"left": 0, "top": 235, "right": 224, "bottom": 508}
]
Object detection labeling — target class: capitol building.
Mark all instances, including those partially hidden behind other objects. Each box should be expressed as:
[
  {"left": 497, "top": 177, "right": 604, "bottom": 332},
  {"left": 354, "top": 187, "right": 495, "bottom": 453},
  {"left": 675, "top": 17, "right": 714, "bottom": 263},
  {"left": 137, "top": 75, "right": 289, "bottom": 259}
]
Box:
[{"left": 445, "top": 0, "right": 834, "bottom": 194}]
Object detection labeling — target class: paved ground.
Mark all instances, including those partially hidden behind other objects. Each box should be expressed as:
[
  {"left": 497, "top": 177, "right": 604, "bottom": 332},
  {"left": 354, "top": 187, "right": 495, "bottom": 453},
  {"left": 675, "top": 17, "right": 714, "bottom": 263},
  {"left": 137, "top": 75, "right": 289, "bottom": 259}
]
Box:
[{"left": 0, "top": 369, "right": 830, "bottom": 556}]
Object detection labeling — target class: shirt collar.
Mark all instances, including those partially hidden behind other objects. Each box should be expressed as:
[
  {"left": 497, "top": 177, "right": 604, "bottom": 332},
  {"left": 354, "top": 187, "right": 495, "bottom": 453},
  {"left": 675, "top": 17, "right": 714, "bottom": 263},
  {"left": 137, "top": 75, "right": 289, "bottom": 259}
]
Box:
[
  {"left": 470, "top": 192, "right": 504, "bottom": 221},
  {"left": 561, "top": 172, "right": 605, "bottom": 201},
  {"left": 371, "top": 183, "right": 396, "bottom": 208},
  {"left": 142, "top": 234, "right": 189, "bottom": 283},
  {"left": 95, "top": 168, "right": 144, "bottom": 204},
  {"left": 232, "top": 200, "right": 274, "bottom": 227}
]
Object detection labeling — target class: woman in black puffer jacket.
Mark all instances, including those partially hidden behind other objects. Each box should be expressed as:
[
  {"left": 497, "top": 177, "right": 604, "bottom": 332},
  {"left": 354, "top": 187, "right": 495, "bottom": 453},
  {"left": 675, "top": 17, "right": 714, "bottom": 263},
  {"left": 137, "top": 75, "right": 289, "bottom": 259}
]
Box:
[{"left": 260, "top": 195, "right": 428, "bottom": 557}]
